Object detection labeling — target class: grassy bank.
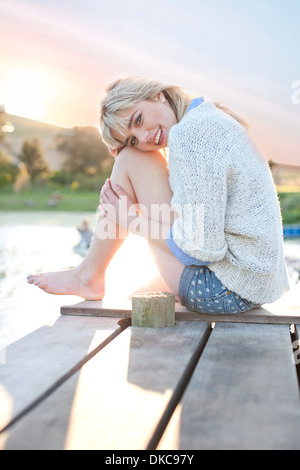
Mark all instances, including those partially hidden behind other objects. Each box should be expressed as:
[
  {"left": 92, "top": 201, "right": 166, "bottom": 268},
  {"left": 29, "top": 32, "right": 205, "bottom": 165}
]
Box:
[
  {"left": 0, "top": 186, "right": 300, "bottom": 224},
  {"left": 0, "top": 186, "right": 99, "bottom": 212},
  {"left": 278, "top": 192, "right": 300, "bottom": 224}
]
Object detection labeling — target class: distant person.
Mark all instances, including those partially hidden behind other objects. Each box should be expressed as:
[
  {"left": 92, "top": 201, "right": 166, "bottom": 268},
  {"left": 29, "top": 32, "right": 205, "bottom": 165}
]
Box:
[
  {"left": 27, "top": 76, "right": 290, "bottom": 314},
  {"left": 76, "top": 217, "right": 93, "bottom": 249}
]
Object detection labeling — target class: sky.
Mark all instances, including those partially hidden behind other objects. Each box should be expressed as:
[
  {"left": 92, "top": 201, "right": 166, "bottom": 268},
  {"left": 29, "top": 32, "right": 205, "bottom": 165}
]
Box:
[{"left": 0, "top": 0, "right": 299, "bottom": 165}]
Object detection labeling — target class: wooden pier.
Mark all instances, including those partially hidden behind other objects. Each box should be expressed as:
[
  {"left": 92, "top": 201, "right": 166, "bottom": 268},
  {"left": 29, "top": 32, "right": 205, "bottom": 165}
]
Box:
[{"left": 1, "top": 292, "right": 300, "bottom": 450}]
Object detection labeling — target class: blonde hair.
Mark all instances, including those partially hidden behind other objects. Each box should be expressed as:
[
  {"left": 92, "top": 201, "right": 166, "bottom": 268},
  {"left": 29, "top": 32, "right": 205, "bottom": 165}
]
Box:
[{"left": 99, "top": 76, "right": 247, "bottom": 150}]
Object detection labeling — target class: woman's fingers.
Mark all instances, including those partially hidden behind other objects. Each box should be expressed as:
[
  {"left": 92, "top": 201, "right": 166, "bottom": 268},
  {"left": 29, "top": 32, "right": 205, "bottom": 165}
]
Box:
[
  {"left": 100, "top": 179, "right": 111, "bottom": 204},
  {"left": 101, "top": 180, "right": 128, "bottom": 207},
  {"left": 99, "top": 180, "right": 121, "bottom": 221},
  {"left": 101, "top": 185, "right": 116, "bottom": 204},
  {"left": 99, "top": 180, "right": 135, "bottom": 226},
  {"left": 110, "top": 183, "right": 127, "bottom": 199},
  {"left": 100, "top": 179, "right": 122, "bottom": 205}
]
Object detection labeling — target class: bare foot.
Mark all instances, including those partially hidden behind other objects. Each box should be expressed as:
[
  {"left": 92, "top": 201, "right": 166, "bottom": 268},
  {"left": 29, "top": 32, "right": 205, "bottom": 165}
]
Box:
[{"left": 27, "top": 266, "right": 105, "bottom": 300}]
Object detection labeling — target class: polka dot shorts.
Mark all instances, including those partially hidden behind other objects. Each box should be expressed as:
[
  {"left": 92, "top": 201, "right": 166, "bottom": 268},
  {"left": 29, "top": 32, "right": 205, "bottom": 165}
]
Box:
[{"left": 179, "top": 265, "right": 260, "bottom": 314}]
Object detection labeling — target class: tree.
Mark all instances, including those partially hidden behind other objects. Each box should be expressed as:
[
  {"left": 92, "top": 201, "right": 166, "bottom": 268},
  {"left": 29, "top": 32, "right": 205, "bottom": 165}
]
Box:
[
  {"left": 0, "top": 149, "right": 19, "bottom": 187},
  {"left": 55, "top": 126, "right": 112, "bottom": 176},
  {"left": 13, "top": 162, "right": 30, "bottom": 193},
  {"left": 19, "top": 137, "right": 49, "bottom": 182}
]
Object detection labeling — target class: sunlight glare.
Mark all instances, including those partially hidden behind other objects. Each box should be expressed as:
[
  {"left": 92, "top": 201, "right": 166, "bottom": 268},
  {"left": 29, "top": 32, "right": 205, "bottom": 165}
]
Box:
[
  {"left": 0, "top": 384, "right": 13, "bottom": 449},
  {"left": 4, "top": 63, "right": 55, "bottom": 121},
  {"left": 103, "top": 234, "right": 161, "bottom": 306}
]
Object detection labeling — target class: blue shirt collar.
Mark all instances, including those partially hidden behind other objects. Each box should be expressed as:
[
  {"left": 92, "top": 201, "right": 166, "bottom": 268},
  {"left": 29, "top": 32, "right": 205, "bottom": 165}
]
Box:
[{"left": 188, "top": 97, "right": 204, "bottom": 112}]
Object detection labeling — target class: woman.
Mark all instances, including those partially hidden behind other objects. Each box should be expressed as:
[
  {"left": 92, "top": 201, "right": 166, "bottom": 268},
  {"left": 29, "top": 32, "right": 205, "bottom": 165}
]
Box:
[{"left": 27, "top": 76, "right": 290, "bottom": 314}]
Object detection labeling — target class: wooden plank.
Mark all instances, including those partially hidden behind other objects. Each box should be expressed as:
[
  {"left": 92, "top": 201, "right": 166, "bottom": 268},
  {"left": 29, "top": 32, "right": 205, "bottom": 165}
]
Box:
[
  {"left": 0, "top": 316, "right": 127, "bottom": 433},
  {"left": 61, "top": 299, "right": 132, "bottom": 318},
  {"left": 61, "top": 299, "right": 300, "bottom": 325},
  {"left": 0, "top": 322, "right": 210, "bottom": 450},
  {"left": 158, "top": 323, "right": 300, "bottom": 450}
]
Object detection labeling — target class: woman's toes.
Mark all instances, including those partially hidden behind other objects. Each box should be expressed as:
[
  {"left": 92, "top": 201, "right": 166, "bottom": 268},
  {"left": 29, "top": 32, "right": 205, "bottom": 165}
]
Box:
[{"left": 27, "top": 274, "right": 43, "bottom": 286}]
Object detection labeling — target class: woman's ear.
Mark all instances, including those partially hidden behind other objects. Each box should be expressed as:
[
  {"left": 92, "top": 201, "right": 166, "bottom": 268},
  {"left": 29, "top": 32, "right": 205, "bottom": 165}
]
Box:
[
  {"left": 154, "top": 92, "right": 166, "bottom": 103},
  {"left": 158, "top": 91, "right": 166, "bottom": 103}
]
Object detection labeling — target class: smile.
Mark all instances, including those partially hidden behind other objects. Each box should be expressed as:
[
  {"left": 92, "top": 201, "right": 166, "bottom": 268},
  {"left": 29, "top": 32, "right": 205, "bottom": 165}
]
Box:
[{"left": 154, "top": 127, "right": 163, "bottom": 145}]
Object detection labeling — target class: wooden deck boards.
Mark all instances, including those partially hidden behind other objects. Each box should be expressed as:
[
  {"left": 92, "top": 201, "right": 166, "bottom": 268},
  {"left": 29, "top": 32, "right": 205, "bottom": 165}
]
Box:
[
  {"left": 158, "top": 323, "right": 300, "bottom": 450},
  {"left": 61, "top": 299, "right": 300, "bottom": 325},
  {"left": 0, "top": 316, "right": 128, "bottom": 433},
  {"left": 1, "top": 294, "right": 300, "bottom": 450},
  {"left": 0, "top": 322, "right": 209, "bottom": 450}
]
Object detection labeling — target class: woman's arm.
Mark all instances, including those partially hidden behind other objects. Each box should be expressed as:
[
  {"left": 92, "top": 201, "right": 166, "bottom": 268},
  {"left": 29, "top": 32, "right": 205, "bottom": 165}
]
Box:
[{"left": 168, "top": 108, "right": 233, "bottom": 262}]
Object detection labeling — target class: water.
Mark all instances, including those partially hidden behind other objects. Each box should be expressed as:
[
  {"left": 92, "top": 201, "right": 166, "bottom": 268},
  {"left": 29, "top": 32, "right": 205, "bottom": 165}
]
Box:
[
  {"left": 0, "top": 212, "right": 96, "bottom": 357},
  {"left": 0, "top": 211, "right": 300, "bottom": 362},
  {"left": 0, "top": 211, "right": 159, "bottom": 359}
]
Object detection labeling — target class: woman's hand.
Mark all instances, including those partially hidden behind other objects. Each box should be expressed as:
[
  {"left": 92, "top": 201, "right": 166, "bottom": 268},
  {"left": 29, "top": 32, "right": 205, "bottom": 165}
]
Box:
[
  {"left": 99, "top": 179, "right": 172, "bottom": 250},
  {"left": 99, "top": 179, "right": 138, "bottom": 229}
]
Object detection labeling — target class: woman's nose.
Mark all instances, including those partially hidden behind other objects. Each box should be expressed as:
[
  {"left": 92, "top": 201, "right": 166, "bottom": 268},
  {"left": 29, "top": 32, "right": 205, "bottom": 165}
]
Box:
[{"left": 137, "top": 129, "right": 150, "bottom": 145}]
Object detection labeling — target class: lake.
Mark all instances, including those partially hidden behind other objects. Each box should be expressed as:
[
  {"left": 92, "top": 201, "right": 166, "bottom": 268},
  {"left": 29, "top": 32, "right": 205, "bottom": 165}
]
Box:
[
  {"left": 0, "top": 211, "right": 299, "bottom": 363},
  {"left": 0, "top": 211, "right": 160, "bottom": 361}
]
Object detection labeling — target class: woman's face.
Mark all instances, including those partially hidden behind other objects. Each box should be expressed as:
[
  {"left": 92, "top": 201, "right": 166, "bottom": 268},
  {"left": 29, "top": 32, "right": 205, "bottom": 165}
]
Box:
[{"left": 112, "top": 92, "right": 177, "bottom": 152}]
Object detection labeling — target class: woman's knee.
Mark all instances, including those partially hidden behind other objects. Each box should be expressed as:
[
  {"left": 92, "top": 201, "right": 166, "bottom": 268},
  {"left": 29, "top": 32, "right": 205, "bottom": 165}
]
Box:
[
  {"left": 113, "top": 147, "right": 168, "bottom": 174},
  {"left": 109, "top": 148, "right": 141, "bottom": 200},
  {"left": 111, "top": 147, "right": 171, "bottom": 203},
  {"left": 110, "top": 147, "right": 144, "bottom": 189}
]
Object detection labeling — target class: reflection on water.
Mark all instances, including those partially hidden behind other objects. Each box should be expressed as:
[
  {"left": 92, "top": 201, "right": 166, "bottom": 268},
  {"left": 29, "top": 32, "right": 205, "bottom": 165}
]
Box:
[
  {"left": 0, "top": 212, "right": 95, "bottom": 355},
  {"left": 0, "top": 211, "right": 159, "bottom": 355}
]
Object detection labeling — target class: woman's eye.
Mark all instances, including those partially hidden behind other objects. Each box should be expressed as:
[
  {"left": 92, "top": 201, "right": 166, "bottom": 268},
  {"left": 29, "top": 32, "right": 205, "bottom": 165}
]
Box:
[
  {"left": 130, "top": 136, "right": 137, "bottom": 147},
  {"left": 135, "top": 114, "right": 142, "bottom": 125}
]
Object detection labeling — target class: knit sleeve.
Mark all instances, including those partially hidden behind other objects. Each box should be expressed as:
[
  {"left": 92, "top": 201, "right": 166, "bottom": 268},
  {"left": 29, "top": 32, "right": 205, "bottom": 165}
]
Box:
[{"left": 169, "top": 112, "right": 231, "bottom": 263}]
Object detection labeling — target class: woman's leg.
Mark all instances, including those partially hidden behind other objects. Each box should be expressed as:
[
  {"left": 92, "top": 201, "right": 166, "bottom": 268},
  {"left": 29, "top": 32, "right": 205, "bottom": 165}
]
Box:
[
  {"left": 27, "top": 147, "right": 185, "bottom": 299},
  {"left": 112, "top": 148, "right": 185, "bottom": 297},
  {"left": 26, "top": 218, "right": 127, "bottom": 300}
]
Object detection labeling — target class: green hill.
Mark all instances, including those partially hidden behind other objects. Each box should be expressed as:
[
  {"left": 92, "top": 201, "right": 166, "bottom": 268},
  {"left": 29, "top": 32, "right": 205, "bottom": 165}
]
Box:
[
  {"left": 5, "top": 113, "right": 64, "bottom": 139},
  {"left": 2, "top": 114, "right": 66, "bottom": 170}
]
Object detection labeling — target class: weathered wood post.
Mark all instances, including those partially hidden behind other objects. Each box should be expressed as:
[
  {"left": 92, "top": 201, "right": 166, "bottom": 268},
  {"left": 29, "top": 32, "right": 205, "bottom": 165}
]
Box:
[{"left": 132, "top": 292, "right": 175, "bottom": 328}]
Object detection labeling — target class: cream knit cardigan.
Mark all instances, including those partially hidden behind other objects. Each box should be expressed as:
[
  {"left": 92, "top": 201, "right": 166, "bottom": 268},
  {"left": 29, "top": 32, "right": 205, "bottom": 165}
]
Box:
[{"left": 168, "top": 101, "right": 290, "bottom": 304}]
